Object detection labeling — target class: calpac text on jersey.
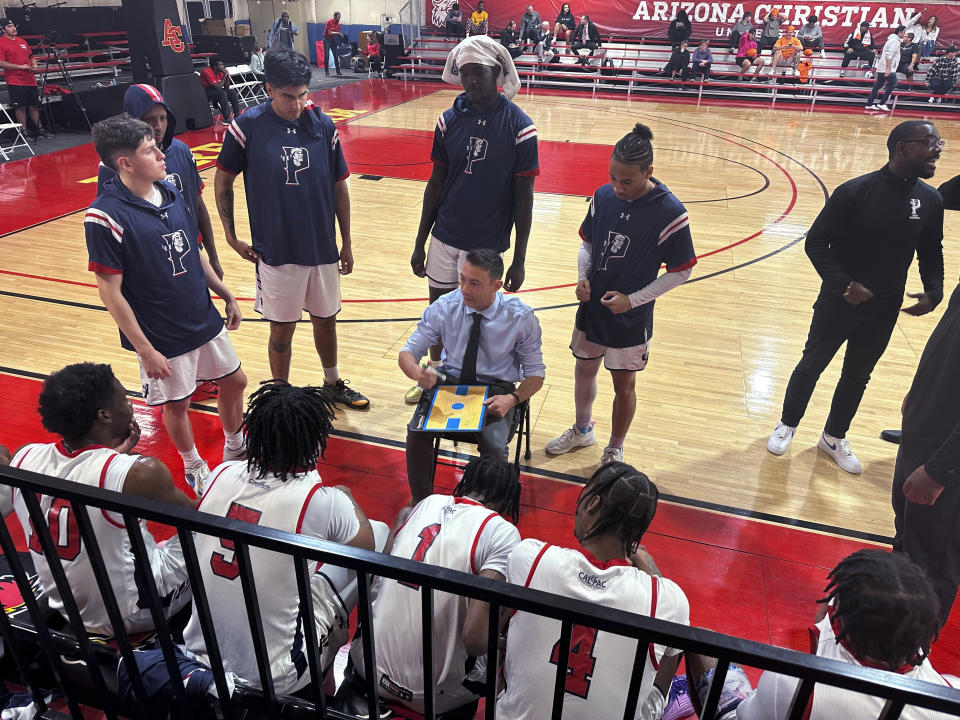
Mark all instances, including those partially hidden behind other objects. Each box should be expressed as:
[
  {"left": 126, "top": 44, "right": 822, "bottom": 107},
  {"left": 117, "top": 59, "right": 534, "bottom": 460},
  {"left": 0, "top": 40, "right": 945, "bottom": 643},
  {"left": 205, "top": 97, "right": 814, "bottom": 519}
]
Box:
[{"left": 631, "top": 2, "right": 920, "bottom": 29}]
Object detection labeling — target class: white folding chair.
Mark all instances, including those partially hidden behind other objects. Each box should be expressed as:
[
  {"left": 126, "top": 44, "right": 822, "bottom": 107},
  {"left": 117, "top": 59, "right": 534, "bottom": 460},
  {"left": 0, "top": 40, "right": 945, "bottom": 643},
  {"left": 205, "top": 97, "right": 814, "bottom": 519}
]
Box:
[
  {"left": 0, "top": 103, "right": 34, "bottom": 161},
  {"left": 228, "top": 65, "right": 263, "bottom": 107}
]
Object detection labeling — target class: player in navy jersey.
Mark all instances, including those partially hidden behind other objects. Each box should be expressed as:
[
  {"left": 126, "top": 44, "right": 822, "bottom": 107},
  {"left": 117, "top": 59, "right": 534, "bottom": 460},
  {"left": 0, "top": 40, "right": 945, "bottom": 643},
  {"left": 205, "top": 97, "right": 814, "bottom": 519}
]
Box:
[
  {"left": 86, "top": 115, "right": 248, "bottom": 494},
  {"left": 213, "top": 48, "right": 369, "bottom": 409},
  {"left": 406, "top": 35, "right": 537, "bottom": 403},
  {"left": 546, "top": 124, "right": 696, "bottom": 465}
]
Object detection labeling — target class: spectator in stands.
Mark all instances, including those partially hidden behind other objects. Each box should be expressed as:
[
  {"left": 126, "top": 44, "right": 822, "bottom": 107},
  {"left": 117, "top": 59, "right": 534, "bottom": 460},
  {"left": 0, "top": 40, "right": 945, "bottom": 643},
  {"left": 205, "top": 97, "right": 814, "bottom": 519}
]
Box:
[
  {"left": 661, "top": 40, "right": 691, "bottom": 83},
  {"left": 897, "top": 31, "right": 920, "bottom": 81},
  {"left": 926, "top": 45, "right": 958, "bottom": 102},
  {"left": 200, "top": 57, "right": 240, "bottom": 124},
  {"left": 866, "top": 26, "right": 906, "bottom": 112},
  {"left": 183, "top": 381, "right": 388, "bottom": 695},
  {"left": 500, "top": 20, "right": 523, "bottom": 59},
  {"left": 555, "top": 3, "right": 576, "bottom": 40},
  {"left": 668, "top": 10, "right": 691, "bottom": 47},
  {"left": 268, "top": 11, "right": 298, "bottom": 50},
  {"left": 728, "top": 11, "right": 753, "bottom": 55},
  {"left": 769, "top": 25, "right": 803, "bottom": 78},
  {"left": 0, "top": 18, "right": 53, "bottom": 140},
  {"left": 445, "top": 2, "right": 465, "bottom": 38},
  {"left": 799, "top": 14, "right": 825, "bottom": 58},
  {"left": 250, "top": 42, "right": 265, "bottom": 79},
  {"left": 498, "top": 462, "right": 689, "bottom": 719},
  {"left": 840, "top": 22, "right": 875, "bottom": 77},
  {"left": 759, "top": 8, "right": 782, "bottom": 52},
  {"left": 691, "top": 39, "right": 713, "bottom": 81},
  {"left": 364, "top": 34, "right": 383, "bottom": 76},
  {"left": 736, "top": 34, "right": 766, "bottom": 80},
  {"left": 535, "top": 21, "right": 556, "bottom": 65},
  {"left": 519, "top": 5, "right": 542, "bottom": 45},
  {"left": 344, "top": 456, "right": 521, "bottom": 716},
  {"left": 572, "top": 14, "right": 601, "bottom": 60},
  {"left": 920, "top": 15, "right": 940, "bottom": 57},
  {"left": 0, "top": 362, "right": 194, "bottom": 637},
  {"left": 467, "top": 1, "right": 489, "bottom": 37},
  {"left": 323, "top": 11, "right": 347, "bottom": 77}
]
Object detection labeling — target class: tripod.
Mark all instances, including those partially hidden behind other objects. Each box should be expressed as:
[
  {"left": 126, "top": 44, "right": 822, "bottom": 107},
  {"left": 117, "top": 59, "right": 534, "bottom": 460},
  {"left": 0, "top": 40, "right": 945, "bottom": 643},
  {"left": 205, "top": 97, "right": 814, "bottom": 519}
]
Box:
[{"left": 36, "top": 38, "right": 92, "bottom": 130}]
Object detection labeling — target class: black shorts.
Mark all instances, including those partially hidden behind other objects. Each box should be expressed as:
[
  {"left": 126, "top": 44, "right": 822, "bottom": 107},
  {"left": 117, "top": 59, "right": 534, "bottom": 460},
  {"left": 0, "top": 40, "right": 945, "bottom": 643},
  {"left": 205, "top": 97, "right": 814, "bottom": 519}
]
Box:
[{"left": 8, "top": 84, "right": 40, "bottom": 108}]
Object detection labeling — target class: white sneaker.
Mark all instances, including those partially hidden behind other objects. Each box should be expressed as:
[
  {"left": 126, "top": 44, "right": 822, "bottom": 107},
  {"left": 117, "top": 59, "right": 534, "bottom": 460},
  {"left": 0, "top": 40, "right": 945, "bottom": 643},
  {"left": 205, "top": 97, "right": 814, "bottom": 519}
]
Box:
[
  {"left": 817, "top": 433, "right": 862, "bottom": 474},
  {"left": 838, "top": 70, "right": 845, "bottom": 77},
  {"left": 185, "top": 459, "right": 211, "bottom": 495},
  {"left": 600, "top": 446, "right": 623, "bottom": 465},
  {"left": 936, "top": 97, "right": 942, "bottom": 103},
  {"left": 876, "top": 103, "right": 890, "bottom": 111},
  {"left": 929, "top": 97, "right": 936, "bottom": 103},
  {"left": 865, "top": 104, "right": 878, "bottom": 110},
  {"left": 546, "top": 423, "right": 595, "bottom": 455},
  {"left": 820, "top": 50, "right": 826, "bottom": 59},
  {"left": 222, "top": 443, "right": 246, "bottom": 463},
  {"left": 766, "top": 422, "right": 797, "bottom": 455},
  {"left": 865, "top": 71, "right": 875, "bottom": 79}
]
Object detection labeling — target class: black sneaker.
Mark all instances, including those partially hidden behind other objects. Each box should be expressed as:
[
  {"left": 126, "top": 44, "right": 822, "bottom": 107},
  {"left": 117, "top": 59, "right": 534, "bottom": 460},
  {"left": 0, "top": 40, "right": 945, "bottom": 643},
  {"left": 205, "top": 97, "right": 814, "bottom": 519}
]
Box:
[
  {"left": 38, "top": 128, "right": 55, "bottom": 138},
  {"left": 324, "top": 378, "right": 370, "bottom": 409}
]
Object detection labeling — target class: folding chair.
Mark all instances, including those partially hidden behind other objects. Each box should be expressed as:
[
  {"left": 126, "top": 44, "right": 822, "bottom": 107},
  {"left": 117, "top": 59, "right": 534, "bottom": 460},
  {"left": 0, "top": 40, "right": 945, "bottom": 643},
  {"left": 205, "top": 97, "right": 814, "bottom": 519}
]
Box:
[
  {"left": 0, "top": 103, "right": 35, "bottom": 161},
  {"left": 229, "top": 64, "right": 265, "bottom": 106}
]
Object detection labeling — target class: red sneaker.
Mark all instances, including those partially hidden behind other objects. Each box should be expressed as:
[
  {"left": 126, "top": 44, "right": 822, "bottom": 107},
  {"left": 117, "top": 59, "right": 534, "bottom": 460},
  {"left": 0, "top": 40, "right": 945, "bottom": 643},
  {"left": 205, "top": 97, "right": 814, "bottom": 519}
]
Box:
[{"left": 193, "top": 381, "right": 219, "bottom": 400}]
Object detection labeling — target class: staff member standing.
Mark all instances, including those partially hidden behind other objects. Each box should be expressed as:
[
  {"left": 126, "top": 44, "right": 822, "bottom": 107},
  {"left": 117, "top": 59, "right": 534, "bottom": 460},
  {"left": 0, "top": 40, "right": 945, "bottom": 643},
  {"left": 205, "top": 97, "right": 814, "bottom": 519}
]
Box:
[
  {"left": 323, "top": 11, "right": 347, "bottom": 77},
  {"left": 0, "top": 18, "right": 53, "bottom": 140},
  {"left": 767, "top": 121, "right": 945, "bottom": 474}
]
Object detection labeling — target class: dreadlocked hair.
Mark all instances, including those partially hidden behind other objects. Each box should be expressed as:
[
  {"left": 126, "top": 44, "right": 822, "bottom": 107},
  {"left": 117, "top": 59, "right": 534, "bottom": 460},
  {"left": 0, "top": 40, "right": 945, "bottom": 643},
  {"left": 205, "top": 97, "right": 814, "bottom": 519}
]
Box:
[
  {"left": 242, "top": 381, "right": 336, "bottom": 482},
  {"left": 453, "top": 455, "right": 522, "bottom": 524},
  {"left": 612, "top": 123, "right": 654, "bottom": 169},
  {"left": 579, "top": 461, "right": 659, "bottom": 555},
  {"left": 820, "top": 549, "right": 940, "bottom": 670}
]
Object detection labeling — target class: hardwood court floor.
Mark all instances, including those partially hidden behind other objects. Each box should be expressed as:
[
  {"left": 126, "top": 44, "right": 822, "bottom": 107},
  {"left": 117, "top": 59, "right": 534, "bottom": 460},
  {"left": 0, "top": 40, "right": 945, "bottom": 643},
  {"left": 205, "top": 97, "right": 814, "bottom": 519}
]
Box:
[{"left": 2, "top": 81, "right": 960, "bottom": 669}]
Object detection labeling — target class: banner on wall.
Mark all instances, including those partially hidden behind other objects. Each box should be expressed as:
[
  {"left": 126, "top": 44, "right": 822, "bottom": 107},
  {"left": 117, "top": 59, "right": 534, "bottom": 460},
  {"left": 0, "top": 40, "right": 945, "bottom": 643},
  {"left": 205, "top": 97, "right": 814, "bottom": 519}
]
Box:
[{"left": 427, "top": 1, "right": 959, "bottom": 46}]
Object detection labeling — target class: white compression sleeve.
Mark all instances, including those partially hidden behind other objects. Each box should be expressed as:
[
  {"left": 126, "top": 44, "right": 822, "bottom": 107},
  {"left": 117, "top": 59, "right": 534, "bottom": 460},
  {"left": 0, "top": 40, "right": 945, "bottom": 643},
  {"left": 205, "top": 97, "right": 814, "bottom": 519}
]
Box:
[
  {"left": 627, "top": 266, "right": 692, "bottom": 308},
  {"left": 577, "top": 241, "right": 592, "bottom": 281}
]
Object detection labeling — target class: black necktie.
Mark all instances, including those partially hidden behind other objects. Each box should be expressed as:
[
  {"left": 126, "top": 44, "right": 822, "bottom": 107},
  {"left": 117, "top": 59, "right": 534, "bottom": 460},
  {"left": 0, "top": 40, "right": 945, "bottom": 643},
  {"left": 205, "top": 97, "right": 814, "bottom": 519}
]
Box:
[{"left": 460, "top": 312, "right": 483, "bottom": 385}]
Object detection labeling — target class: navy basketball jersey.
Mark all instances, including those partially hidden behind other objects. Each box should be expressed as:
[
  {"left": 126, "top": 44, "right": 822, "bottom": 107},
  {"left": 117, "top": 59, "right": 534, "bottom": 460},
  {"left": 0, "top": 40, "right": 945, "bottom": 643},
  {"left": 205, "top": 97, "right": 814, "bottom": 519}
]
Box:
[
  {"left": 577, "top": 181, "right": 696, "bottom": 348},
  {"left": 430, "top": 93, "right": 539, "bottom": 252},
  {"left": 217, "top": 101, "right": 349, "bottom": 267}
]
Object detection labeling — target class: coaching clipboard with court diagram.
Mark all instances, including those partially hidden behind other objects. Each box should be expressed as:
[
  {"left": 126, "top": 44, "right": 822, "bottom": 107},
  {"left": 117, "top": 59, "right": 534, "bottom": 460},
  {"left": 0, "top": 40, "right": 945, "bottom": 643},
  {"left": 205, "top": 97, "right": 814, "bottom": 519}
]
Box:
[{"left": 420, "top": 385, "right": 489, "bottom": 432}]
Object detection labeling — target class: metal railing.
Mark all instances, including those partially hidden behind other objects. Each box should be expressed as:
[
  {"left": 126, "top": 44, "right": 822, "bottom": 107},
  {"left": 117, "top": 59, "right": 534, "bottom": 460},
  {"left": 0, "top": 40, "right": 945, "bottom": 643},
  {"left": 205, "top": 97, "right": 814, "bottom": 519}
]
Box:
[{"left": 0, "top": 462, "right": 959, "bottom": 720}]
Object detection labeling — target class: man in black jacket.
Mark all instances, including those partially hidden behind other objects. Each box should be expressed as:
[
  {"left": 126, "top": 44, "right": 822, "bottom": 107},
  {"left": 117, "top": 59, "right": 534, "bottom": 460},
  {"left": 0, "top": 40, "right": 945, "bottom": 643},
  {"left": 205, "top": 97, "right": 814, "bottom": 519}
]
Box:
[
  {"left": 767, "top": 121, "right": 944, "bottom": 474},
  {"left": 499, "top": 20, "right": 523, "bottom": 59},
  {"left": 840, "top": 21, "right": 876, "bottom": 76},
  {"left": 892, "top": 172, "right": 960, "bottom": 625},
  {"left": 572, "top": 14, "right": 601, "bottom": 60}
]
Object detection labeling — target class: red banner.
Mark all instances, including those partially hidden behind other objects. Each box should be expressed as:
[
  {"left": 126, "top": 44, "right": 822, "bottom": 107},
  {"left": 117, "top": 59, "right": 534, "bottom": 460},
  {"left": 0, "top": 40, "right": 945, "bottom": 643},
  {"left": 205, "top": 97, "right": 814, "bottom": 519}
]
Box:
[{"left": 428, "top": 1, "right": 960, "bottom": 47}]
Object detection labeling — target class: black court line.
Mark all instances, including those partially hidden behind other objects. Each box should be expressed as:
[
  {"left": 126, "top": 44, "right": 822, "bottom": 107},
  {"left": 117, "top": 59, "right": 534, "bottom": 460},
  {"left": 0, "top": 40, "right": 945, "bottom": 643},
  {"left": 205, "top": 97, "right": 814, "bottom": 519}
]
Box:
[{"left": 0, "top": 207, "right": 87, "bottom": 241}]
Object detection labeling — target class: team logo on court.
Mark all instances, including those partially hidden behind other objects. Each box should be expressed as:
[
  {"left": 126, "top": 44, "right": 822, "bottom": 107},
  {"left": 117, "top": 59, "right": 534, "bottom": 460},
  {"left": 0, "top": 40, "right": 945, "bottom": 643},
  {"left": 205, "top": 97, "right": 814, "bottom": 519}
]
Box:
[
  {"left": 465, "top": 137, "right": 488, "bottom": 174},
  {"left": 161, "top": 230, "right": 191, "bottom": 276},
  {"left": 598, "top": 231, "right": 631, "bottom": 270},
  {"left": 908, "top": 198, "right": 921, "bottom": 220},
  {"left": 282, "top": 146, "right": 310, "bottom": 185},
  {"left": 160, "top": 19, "right": 186, "bottom": 54},
  {"left": 164, "top": 173, "right": 183, "bottom": 192}
]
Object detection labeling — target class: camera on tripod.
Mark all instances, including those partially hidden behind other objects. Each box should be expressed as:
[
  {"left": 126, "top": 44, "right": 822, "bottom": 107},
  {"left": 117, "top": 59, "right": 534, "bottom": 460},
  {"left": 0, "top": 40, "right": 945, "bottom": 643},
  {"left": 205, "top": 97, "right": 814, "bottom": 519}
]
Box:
[{"left": 42, "top": 29, "right": 61, "bottom": 45}]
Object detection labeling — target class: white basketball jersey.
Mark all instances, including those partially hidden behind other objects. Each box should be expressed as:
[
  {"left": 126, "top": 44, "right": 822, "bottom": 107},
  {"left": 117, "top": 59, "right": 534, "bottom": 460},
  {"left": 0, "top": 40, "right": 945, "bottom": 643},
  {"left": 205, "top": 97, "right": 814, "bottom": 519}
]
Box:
[
  {"left": 498, "top": 539, "right": 690, "bottom": 720},
  {"left": 736, "top": 610, "right": 959, "bottom": 720},
  {"left": 183, "top": 462, "right": 356, "bottom": 695},
  {"left": 10, "top": 442, "right": 150, "bottom": 637},
  {"left": 362, "top": 495, "right": 520, "bottom": 714}
]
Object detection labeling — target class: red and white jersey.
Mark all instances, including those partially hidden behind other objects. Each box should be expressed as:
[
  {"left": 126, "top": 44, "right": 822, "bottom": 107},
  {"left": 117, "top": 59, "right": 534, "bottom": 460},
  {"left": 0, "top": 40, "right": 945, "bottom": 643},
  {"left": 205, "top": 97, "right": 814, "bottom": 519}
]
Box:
[
  {"left": 360, "top": 494, "right": 520, "bottom": 714},
  {"left": 498, "top": 539, "right": 690, "bottom": 720},
  {"left": 183, "top": 462, "right": 359, "bottom": 695},
  {"left": 736, "top": 609, "right": 960, "bottom": 720},
  {"left": 10, "top": 442, "right": 161, "bottom": 636}
]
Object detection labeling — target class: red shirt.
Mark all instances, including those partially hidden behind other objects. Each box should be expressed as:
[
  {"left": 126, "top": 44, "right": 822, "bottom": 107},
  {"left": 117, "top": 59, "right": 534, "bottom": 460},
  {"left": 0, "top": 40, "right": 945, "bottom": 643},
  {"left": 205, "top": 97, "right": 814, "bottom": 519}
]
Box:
[
  {"left": 366, "top": 42, "right": 381, "bottom": 56},
  {"left": 324, "top": 19, "right": 341, "bottom": 38},
  {"left": 199, "top": 66, "right": 225, "bottom": 88},
  {"left": 0, "top": 35, "right": 37, "bottom": 86}
]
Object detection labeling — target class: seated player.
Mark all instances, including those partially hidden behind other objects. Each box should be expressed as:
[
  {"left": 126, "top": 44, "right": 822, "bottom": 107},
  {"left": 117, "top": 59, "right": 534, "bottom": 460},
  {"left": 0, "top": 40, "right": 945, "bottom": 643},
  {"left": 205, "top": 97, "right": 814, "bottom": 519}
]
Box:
[
  {"left": 0, "top": 362, "right": 194, "bottom": 637},
  {"left": 363, "top": 34, "right": 382, "bottom": 76},
  {"left": 183, "top": 381, "right": 388, "bottom": 696},
  {"left": 345, "top": 455, "right": 522, "bottom": 716},
  {"left": 87, "top": 115, "right": 247, "bottom": 494},
  {"left": 769, "top": 25, "right": 803, "bottom": 78},
  {"left": 736, "top": 34, "right": 766, "bottom": 80},
  {"left": 498, "top": 462, "right": 690, "bottom": 719}
]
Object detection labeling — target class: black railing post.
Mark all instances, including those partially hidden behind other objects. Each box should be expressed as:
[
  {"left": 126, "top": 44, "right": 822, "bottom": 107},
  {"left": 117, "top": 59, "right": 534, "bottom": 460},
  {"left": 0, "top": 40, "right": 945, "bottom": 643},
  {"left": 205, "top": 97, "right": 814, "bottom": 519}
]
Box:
[
  {"left": 700, "top": 656, "right": 730, "bottom": 719},
  {"left": 621, "top": 633, "right": 650, "bottom": 719},
  {"left": 785, "top": 677, "right": 815, "bottom": 720},
  {"left": 484, "top": 601, "right": 500, "bottom": 720},
  {"left": 356, "top": 570, "right": 381, "bottom": 720},
  {"left": 233, "top": 540, "right": 275, "bottom": 703},
  {"left": 421, "top": 586, "right": 436, "bottom": 720},
  {"left": 293, "top": 555, "right": 326, "bottom": 714},
  {"left": 878, "top": 700, "right": 906, "bottom": 720},
  {"left": 0, "top": 587, "right": 48, "bottom": 714},
  {"left": 551, "top": 620, "right": 573, "bottom": 720}
]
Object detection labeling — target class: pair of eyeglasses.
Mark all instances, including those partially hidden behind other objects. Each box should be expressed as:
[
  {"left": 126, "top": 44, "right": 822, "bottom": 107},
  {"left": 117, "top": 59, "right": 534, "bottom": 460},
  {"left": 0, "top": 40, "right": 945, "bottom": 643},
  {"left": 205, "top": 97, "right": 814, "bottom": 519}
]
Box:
[{"left": 900, "top": 138, "right": 946, "bottom": 150}]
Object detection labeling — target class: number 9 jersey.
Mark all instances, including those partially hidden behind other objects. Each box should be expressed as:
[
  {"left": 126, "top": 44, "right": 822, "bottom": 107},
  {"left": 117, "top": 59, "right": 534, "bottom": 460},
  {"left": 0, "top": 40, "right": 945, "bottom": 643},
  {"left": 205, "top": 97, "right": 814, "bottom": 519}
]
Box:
[{"left": 498, "top": 539, "right": 690, "bottom": 719}]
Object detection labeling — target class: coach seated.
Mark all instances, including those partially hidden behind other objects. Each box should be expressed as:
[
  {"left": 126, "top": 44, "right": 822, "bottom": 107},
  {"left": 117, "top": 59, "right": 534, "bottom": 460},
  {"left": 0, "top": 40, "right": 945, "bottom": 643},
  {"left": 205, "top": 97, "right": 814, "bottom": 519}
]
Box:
[{"left": 400, "top": 249, "right": 545, "bottom": 503}]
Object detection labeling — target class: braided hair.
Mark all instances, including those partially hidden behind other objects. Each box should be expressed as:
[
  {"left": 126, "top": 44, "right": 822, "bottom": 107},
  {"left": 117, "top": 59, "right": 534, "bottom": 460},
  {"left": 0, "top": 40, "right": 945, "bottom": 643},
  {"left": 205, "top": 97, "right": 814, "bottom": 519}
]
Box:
[
  {"left": 38, "top": 363, "right": 115, "bottom": 443},
  {"left": 612, "top": 123, "right": 654, "bottom": 169},
  {"left": 453, "top": 455, "right": 522, "bottom": 523},
  {"left": 242, "top": 381, "right": 336, "bottom": 482},
  {"left": 578, "top": 461, "right": 659, "bottom": 555},
  {"left": 820, "top": 549, "right": 940, "bottom": 670}
]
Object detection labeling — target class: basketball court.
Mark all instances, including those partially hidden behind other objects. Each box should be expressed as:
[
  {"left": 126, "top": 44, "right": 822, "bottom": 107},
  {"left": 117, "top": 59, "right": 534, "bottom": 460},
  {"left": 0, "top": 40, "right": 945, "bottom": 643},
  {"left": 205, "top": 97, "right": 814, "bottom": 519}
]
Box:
[{"left": 2, "top": 80, "right": 959, "bottom": 670}]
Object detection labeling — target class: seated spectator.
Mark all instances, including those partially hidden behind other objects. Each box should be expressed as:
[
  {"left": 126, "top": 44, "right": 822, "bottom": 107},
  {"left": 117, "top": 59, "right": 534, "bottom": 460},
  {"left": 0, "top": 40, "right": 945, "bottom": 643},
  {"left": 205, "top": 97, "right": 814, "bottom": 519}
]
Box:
[
  {"left": 728, "top": 11, "right": 753, "bottom": 54},
  {"left": 769, "top": 25, "right": 803, "bottom": 78},
  {"left": 500, "top": 20, "right": 523, "bottom": 59},
  {"left": 840, "top": 22, "right": 875, "bottom": 76},
  {"left": 571, "top": 14, "right": 601, "bottom": 59},
  {"left": 535, "top": 21, "right": 556, "bottom": 65},
  {"left": 799, "top": 14, "right": 824, "bottom": 57},
  {"left": 662, "top": 39, "right": 691, "bottom": 82},
  {"left": 668, "top": 9, "right": 691, "bottom": 47},
  {"left": 920, "top": 15, "right": 939, "bottom": 57},
  {"left": 736, "top": 32, "right": 766, "bottom": 79},
  {"left": 897, "top": 31, "right": 920, "bottom": 80},
  {"left": 363, "top": 34, "right": 382, "bottom": 76},
  {"left": 498, "top": 463, "right": 689, "bottom": 719},
  {"left": 249, "top": 42, "right": 265, "bottom": 78},
  {"left": 199, "top": 56, "right": 240, "bottom": 124},
  {"left": 926, "top": 45, "right": 958, "bottom": 102},
  {"left": 466, "top": 1, "right": 488, "bottom": 37},
  {"left": 183, "top": 381, "right": 389, "bottom": 695},
  {"left": 759, "top": 8, "right": 782, "bottom": 52},
  {"left": 0, "top": 362, "right": 194, "bottom": 637},
  {"left": 519, "top": 4, "right": 541, "bottom": 45},
  {"left": 691, "top": 39, "right": 712, "bottom": 80},
  {"left": 555, "top": 2, "right": 576, "bottom": 40},
  {"left": 344, "top": 456, "right": 521, "bottom": 716},
  {"left": 797, "top": 48, "right": 815, "bottom": 83},
  {"left": 445, "top": 2, "right": 465, "bottom": 38}
]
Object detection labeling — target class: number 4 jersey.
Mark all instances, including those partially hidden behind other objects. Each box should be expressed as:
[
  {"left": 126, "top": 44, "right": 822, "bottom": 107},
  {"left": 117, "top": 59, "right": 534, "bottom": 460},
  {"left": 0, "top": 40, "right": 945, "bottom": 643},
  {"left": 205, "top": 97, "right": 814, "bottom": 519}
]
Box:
[{"left": 498, "top": 539, "right": 690, "bottom": 720}]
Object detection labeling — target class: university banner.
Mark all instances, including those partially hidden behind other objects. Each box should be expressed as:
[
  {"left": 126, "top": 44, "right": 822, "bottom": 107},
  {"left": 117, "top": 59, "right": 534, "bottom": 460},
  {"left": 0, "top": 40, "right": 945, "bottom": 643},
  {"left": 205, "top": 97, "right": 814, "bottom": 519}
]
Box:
[{"left": 427, "top": 1, "right": 960, "bottom": 47}]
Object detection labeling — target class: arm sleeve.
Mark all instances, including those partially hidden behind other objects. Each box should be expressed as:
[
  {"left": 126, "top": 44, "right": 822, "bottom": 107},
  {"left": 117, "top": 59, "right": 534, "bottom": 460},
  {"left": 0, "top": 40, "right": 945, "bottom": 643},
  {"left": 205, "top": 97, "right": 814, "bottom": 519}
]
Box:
[
  {"left": 513, "top": 120, "right": 539, "bottom": 177},
  {"left": 577, "top": 241, "right": 592, "bottom": 281},
  {"left": 662, "top": 218, "right": 696, "bottom": 273},
  {"left": 924, "top": 422, "right": 960, "bottom": 487},
  {"left": 85, "top": 211, "right": 125, "bottom": 274},
  {"left": 627, "top": 267, "right": 692, "bottom": 308},
  {"left": 916, "top": 197, "right": 945, "bottom": 307},
  {"left": 216, "top": 119, "right": 248, "bottom": 175},
  {"left": 303, "top": 488, "right": 362, "bottom": 545},
  {"left": 804, "top": 186, "right": 854, "bottom": 294},
  {"left": 516, "top": 308, "right": 546, "bottom": 379},
  {"left": 430, "top": 116, "right": 448, "bottom": 167},
  {"left": 474, "top": 519, "right": 521, "bottom": 576},
  {"left": 401, "top": 301, "right": 445, "bottom": 360},
  {"left": 330, "top": 124, "right": 349, "bottom": 181}
]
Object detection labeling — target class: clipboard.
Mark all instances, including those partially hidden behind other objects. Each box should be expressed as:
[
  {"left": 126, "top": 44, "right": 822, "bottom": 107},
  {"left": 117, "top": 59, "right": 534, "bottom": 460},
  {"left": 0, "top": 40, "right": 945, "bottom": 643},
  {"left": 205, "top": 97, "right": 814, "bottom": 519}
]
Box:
[{"left": 416, "top": 385, "right": 490, "bottom": 432}]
